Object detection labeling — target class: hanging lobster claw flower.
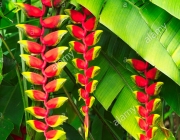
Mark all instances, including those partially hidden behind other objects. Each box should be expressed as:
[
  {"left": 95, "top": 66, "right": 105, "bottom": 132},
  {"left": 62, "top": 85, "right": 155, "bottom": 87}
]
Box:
[
  {"left": 86, "top": 66, "right": 100, "bottom": 79},
  {"left": 45, "top": 78, "right": 66, "bottom": 93},
  {"left": 72, "top": 58, "right": 88, "bottom": 70},
  {"left": 146, "top": 127, "right": 158, "bottom": 138},
  {"left": 84, "top": 16, "right": 97, "bottom": 31},
  {"left": 25, "top": 90, "right": 45, "bottom": 101},
  {"left": 75, "top": 73, "right": 88, "bottom": 86},
  {"left": 25, "top": 107, "right": 46, "bottom": 119},
  {"left": 46, "top": 130, "right": 66, "bottom": 140},
  {"left": 22, "top": 72, "right": 44, "bottom": 85},
  {"left": 16, "top": 24, "right": 41, "bottom": 39},
  {"left": 65, "top": 9, "right": 84, "bottom": 24},
  {"left": 69, "top": 41, "right": 86, "bottom": 53},
  {"left": 136, "top": 105, "right": 149, "bottom": 118},
  {"left": 126, "top": 59, "right": 148, "bottom": 72},
  {"left": 86, "top": 80, "right": 98, "bottom": 93},
  {"left": 145, "top": 68, "right": 160, "bottom": 80},
  {"left": 41, "top": 0, "right": 63, "bottom": 7},
  {"left": 66, "top": 25, "right": 84, "bottom": 40},
  {"left": 26, "top": 120, "right": 46, "bottom": 132},
  {"left": 20, "top": 54, "right": 43, "bottom": 69},
  {"left": 44, "top": 47, "right": 68, "bottom": 63},
  {"left": 85, "top": 46, "right": 101, "bottom": 61},
  {"left": 18, "top": 40, "right": 43, "bottom": 54},
  {"left": 15, "top": 3, "right": 42, "bottom": 18},
  {"left": 135, "top": 117, "right": 149, "bottom": 131},
  {"left": 43, "top": 30, "right": 67, "bottom": 46},
  {"left": 78, "top": 88, "right": 88, "bottom": 100},
  {"left": 46, "top": 97, "right": 68, "bottom": 109},
  {"left": 84, "top": 30, "right": 103, "bottom": 46},
  {"left": 47, "top": 115, "right": 68, "bottom": 127},
  {"left": 84, "top": 114, "right": 89, "bottom": 140},
  {"left": 146, "top": 98, "right": 161, "bottom": 113},
  {"left": 145, "top": 82, "right": 164, "bottom": 96},
  {"left": 41, "top": 15, "right": 69, "bottom": 29},
  {"left": 137, "top": 133, "right": 148, "bottom": 140},
  {"left": 85, "top": 96, "right": 95, "bottom": 108},
  {"left": 133, "top": 91, "right": 149, "bottom": 103},
  {"left": 82, "top": 6, "right": 92, "bottom": 16},
  {"left": 146, "top": 114, "right": 160, "bottom": 126},
  {"left": 80, "top": 106, "right": 88, "bottom": 116},
  {"left": 44, "top": 62, "right": 67, "bottom": 77},
  {"left": 131, "top": 75, "right": 148, "bottom": 88}
]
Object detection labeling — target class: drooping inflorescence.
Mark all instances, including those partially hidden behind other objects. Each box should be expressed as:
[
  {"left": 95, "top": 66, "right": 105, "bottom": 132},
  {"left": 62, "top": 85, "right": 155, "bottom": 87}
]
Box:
[
  {"left": 65, "top": 7, "right": 103, "bottom": 139},
  {"left": 127, "top": 59, "right": 163, "bottom": 140},
  {"left": 15, "top": 0, "right": 69, "bottom": 139}
]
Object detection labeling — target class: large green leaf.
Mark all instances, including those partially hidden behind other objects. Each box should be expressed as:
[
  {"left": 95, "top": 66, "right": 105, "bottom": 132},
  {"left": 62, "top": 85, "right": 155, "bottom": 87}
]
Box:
[
  {"left": 77, "top": 0, "right": 180, "bottom": 86},
  {"left": 150, "top": 0, "right": 180, "bottom": 20}
]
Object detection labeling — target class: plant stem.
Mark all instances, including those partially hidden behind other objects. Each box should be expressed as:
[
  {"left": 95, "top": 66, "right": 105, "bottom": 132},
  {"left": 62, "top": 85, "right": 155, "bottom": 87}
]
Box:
[
  {"left": 0, "top": 34, "right": 28, "bottom": 123},
  {"left": 62, "top": 86, "right": 94, "bottom": 140},
  {"left": 93, "top": 107, "right": 121, "bottom": 140}
]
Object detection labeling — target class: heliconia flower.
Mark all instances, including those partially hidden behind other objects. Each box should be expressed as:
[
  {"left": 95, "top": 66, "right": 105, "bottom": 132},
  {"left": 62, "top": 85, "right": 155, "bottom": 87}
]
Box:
[
  {"left": 131, "top": 75, "right": 148, "bottom": 88},
  {"left": 72, "top": 58, "right": 88, "bottom": 70},
  {"left": 47, "top": 115, "right": 68, "bottom": 127},
  {"left": 15, "top": 3, "right": 42, "bottom": 18},
  {"left": 45, "top": 78, "right": 66, "bottom": 93},
  {"left": 20, "top": 54, "right": 43, "bottom": 69},
  {"left": 86, "top": 80, "right": 98, "bottom": 93},
  {"left": 46, "top": 97, "right": 68, "bottom": 109},
  {"left": 41, "top": 0, "right": 62, "bottom": 7},
  {"left": 136, "top": 105, "right": 149, "bottom": 118},
  {"left": 22, "top": 72, "right": 44, "bottom": 85},
  {"left": 86, "top": 66, "right": 100, "bottom": 79},
  {"left": 84, "top": 114, "right": 89, "bottom": 140},
  {"left": 82, "top": 6, "right": 92, "bottom": 16},
  {"left": 137, "top": 133, "right": 148, "bottom": 140},
  {"left": 80, "top": 106, "right": 89, "bottom": 116},
  {"left": 145, "top": 68, "right": 160, "bottom": 80},
  {"left": 69, "top": 41, "right": 86, "bottom": 53},
  {"left": 26, "top": 120, "right": 46, "bottom": 132},
  {"left": 16, "top": 24, "right": 41, "bottom": 39},
  {"left": 126, "top": 59, "right": 148, "bottom": 72},
  {"left": 85, "top": 46, "right": 101, "bottom": 61},
  {"left": 145, "top": 82, "right": 164, "bottom": 96},
  {"left": 46, "top": 130, "right": 66, "bottom": 140},
  {"left": 84, "top": 17, "right": 97, "bottom": 31},
  {"left": 78, "top": 88, "right": 88, "bottom": 100},
  {"left": 41, "top": 15, "right": 69, "bottom": 29},
  {"left": 44, "top": 62, "right": 67, "bottom": 77},
  {"left": 146, "top": 98, "right": 161, "bottom": 113},
  {"left": 65, "top": 9, "right": 84, "bottom": 24},
  {"left": 25, "top": 90, "right": 45, "bottom": 101},
  {"left": 84, "top": 30, "right": 103, "bottom": 46},
  {"left": 43, "top": 30, "right": 67, "bottom": 46},
  {"left": 133, "top": 91, "right": 149, "bottom": 103},
  {"left": 18, "top": 40, "right": 43, "bottom": 54},
  {"left": 75, "top": 73, "right": 88, "bottom": 86},
  {"left": 146, "top": 114, "right": 160, "bottom": 126},
  {"left": 85, "top": 96, "right": 95, "bottom": 108},
  {"left": 66, "top": 25, "right": 84, "bottom": 40},
  {"left": 25, "top": 107, "right": 46, "bottom": 119},
  {"left": 146, "top": 127, "right": 158, "bottom": 138},
  {"left": 44, "top": 47, "right": 68, "bottom": 63},
  {"left": 135, "top": 117, "right": 149, "bottom": 131}
]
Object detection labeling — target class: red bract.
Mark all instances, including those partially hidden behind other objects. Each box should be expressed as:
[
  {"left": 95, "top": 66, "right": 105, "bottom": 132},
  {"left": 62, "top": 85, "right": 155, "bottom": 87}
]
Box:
[
  {"left": 146, "top": 67, "right": 160, "bottom": 80},
  {"left": 127, "top": 59, "right": 148, "bottom": 72},
  {"left": 67, "top": 25, "right": 85, "bottom": 40},
  {"left": 17, "top": 1, "right": 69, "bottom": 139},
  {"left": 15, "top": 3, "right": 42, "bottom": 18},
  {"left": 65, "top": 9, "right": 84, "bottom": 23},
  {"left": 84, "top": 17, "right": 97, "bottom": 31},
  {"left": 69, "top": 41, "right": 86, "bottom": 53},
  {"left": 131, "top": 75, "right": 148, "bottom": 88},
  {"left": 145, "top": 82, "right": 163, "bottom": 96}
]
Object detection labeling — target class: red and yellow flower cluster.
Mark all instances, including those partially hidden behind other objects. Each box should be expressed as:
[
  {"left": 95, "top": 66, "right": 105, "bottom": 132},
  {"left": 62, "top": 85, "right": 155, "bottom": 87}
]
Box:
[
  {"left": 15, "top": 0, "right": 69, "bottom": 139},
  {"left": 65, "top": 7, "right": 103, "bottom": 139},
  {"left": 127, "top": 59, "right": 163, "bottom": 140}
]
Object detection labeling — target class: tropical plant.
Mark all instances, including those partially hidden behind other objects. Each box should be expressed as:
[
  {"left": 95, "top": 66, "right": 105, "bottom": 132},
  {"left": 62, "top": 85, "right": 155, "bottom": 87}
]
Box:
[{"left": 0, "top": 0, "right": 180, "bottom": 140}]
